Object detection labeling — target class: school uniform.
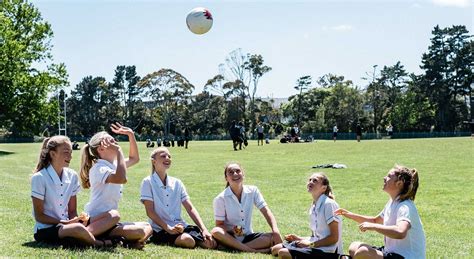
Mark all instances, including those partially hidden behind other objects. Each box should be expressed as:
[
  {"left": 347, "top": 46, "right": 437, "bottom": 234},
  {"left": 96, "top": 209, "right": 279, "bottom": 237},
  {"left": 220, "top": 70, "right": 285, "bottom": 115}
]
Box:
[
  {"left": 378, "top": 198, "right": 426, "bottom": 259},
  {"left": 84, "top": 159, "right": 122, "bottom": 218},
  {"left": 140, "top": 173, "right": 204, "bottom": 244},
  {"left": 31, "top": 165, "right": 80, "bottom": 243},
  {"left": 284, "top": 194, "right": 343, "bottom": 258},
  {"left": 213, "top": 185, "right": 267, "bottom": 243}
]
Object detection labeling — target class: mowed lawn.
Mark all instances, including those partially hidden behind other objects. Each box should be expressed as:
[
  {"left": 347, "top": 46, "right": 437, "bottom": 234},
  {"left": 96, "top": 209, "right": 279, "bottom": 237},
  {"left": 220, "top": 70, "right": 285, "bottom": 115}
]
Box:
[{"left": 0, "top": 137, "right": 472, "bottom": 257}]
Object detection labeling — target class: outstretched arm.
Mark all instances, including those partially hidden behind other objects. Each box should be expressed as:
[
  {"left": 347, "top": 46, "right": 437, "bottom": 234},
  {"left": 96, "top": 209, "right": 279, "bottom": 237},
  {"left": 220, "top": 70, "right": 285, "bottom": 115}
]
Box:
[
  {"left": 359, "top": 220, "right": 410, "bottom": 239},
  {"left": 334, "top": 208, "right": 383, "bottom": 224},
  {"left": 110, "top": 122, "right": 139, "bottom": 168},
  {"left": 183, "top": 199, "right": 215, "bottom": 246}
]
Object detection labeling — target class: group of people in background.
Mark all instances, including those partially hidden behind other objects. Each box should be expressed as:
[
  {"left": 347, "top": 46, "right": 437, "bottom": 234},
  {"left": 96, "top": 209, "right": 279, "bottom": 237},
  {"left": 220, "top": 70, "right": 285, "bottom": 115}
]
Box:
[
  {"left": 146, "top": 127, "right": 191, "bottom": 149},
  {"left": 31, "top": 123, "right": 425, "bottom": 258}
]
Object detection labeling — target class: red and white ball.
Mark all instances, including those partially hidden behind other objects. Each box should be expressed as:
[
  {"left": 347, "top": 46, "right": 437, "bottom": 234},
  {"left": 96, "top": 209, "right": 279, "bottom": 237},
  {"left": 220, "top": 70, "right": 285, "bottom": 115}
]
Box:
[{"left": 186, "top": 7, "right": 213, "bottom": 35}]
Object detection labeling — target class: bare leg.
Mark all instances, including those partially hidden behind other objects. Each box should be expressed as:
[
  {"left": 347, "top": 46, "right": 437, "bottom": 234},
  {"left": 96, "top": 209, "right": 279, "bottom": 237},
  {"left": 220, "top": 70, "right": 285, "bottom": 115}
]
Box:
[
  {"left": 245, "top": 233, "right": 272, "bottom": 250},
  {"left": 109, "top": 222, "right": 152, "bottom": 249},
  {"left": 211, "top": 227, "right": 258, "bottom": 253},
  {"left": 174, "top": 233, "right": 196, "bottom": 248},
  {"left": 271, "top": 243, "right": 284, "bottom": 256},
  {"left": 278, "top": 248, "right": 292, "bottom": 259},
  {"left": 58, "top": 223, "right": 97, "bottom": 246},
  {"left": 349, "top": 242, "right": 384, "bottom": 259},
  {"left": 87, "top": 210, "right": 120, "bottom": 236}
]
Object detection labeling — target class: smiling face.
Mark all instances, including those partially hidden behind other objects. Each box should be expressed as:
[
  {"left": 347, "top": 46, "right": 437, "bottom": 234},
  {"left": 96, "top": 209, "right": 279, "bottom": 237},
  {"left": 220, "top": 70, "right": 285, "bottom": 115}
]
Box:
[
  {"left": 151, "top": 148, "right": 172, "bottom": 173},
  {"left": 307, "top": 173, "right": 327, "bottom": 196},
  {"left": 225, "top": 163, "right": 244, "bottom": 187},
  {"left": 50, "top": 142, "right": 73, "bottom": 168}
]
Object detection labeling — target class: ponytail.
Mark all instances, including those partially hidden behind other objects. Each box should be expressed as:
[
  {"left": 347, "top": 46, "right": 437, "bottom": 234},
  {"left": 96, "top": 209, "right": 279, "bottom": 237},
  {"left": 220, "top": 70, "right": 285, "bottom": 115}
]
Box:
[
  {"left": 79, "top": 131, "right": 108, "bottom": 188},
  {"left": 34, "top": 136, "right": 70, "bottom": 173},
  {"left": 394, "top": 166, "right": 419, "bottom": 201}
]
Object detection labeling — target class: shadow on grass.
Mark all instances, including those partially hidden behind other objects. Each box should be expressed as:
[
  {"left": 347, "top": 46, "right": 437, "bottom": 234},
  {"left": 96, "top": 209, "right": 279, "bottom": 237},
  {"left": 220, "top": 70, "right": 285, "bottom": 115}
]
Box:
[
  {"left": 21, "top": 241, "right": 116, "bottom": 252},
  {"left": 0, "top": 150, "right": 15, "bottom": 156}
]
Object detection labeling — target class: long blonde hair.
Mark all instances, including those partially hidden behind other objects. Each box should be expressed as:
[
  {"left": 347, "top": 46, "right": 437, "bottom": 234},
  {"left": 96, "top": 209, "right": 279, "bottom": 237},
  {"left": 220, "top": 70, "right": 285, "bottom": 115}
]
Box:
[
  {"left": 311, "top": 172, "right": 335, "bottom": 200},
  {"left": 34, "top": 136, "right": 71, "bottom": 173},
  {"left": 80, "top": 131, "right": 109, "bottom": 188},
  {"left": 392, "top": 165, "right": 419, "bottom": 201}
]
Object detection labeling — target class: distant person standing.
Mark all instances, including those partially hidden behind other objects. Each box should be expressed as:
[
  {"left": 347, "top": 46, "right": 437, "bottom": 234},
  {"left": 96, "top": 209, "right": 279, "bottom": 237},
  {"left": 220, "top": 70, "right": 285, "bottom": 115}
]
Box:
[
  {"left": 229, "top": 121, "right": 240, "bottom": 151},
  {"left": 239, "top": 121, "right": 247, "bottom": 149},
  {"left": 356, "top": 123, "right": 362, "bottom": 142},
  {"left": 386, "top": 124, "right": 394, "bottom": 138},
  {"left": 184, "top": 127, "right": 191, "bottom": 149},
  {"left": 333, "top": 125, "right": 338, "bottom": 142},
  {"left": 256, "top": 122, "right": 264, "bottom": 146}
]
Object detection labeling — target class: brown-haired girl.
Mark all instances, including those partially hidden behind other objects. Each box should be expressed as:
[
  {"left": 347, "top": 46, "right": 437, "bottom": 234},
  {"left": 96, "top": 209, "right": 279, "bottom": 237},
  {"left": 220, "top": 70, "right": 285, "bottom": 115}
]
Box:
[
  {"left": 211, "top": 162, "right": 282, "bottom": 253},
  {"left": 31, "top": 136, "right": 117, "bottom": 247},
  {"left": 335, "top": 165, "right": 426, "bottom": 259},
  {"left": 271, "top": 173, "right": 343, "bottom": 259},
  {"left": 80, "top": 123, "right": 152, "bottom": 249},
  {"left": 140, "top": 147, "right": 217, "bottom": 249}
]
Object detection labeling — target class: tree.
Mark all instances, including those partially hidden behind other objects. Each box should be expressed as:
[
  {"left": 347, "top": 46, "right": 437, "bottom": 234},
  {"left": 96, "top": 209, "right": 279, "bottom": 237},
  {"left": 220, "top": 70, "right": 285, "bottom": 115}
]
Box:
[
  {"left": 420, "top": 25, "right": 473, "bottom": 131},
  {"left": 244, "top": 54, "right": 272, "bottom": 129},
  {"left": 0, "top": 0, "right": 68, "bottom": 137},
  {"left": 139, "top": 69, "right": 194, "bottom": 136},
  {"left": 293, "top": 75, "right": 312, "bottom": 125}
]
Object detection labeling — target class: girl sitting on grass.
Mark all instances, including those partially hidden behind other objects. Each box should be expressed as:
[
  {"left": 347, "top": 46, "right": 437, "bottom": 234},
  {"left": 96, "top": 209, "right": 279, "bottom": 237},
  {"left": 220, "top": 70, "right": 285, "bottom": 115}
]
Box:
[
  {"left": 31, "top": 136, "right": 118, "bottom": 247},
  {"left": 335, "top": 165, "right": 426, "bottom": 259},
  {"left": 271, "top": 172, "right": 343, "bottom": 259},
  {"left": 211, "top": 162, "right": 282, "bottom": 253},
  {"left": 80, "top": 123, "right": 152, "bottom": 249},
  {"left": 140, "top": 147, "right": 217, "bottom": 249}
]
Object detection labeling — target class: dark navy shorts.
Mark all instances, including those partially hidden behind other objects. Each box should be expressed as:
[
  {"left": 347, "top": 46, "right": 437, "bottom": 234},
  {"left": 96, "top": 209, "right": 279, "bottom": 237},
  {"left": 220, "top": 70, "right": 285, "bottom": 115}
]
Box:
[
  {"left": 283, "top": 242, "right": 340, "bottom": 259},
  {"left": 150, "top": 225, "right": 204, "bottom": 245},
  {"left": 373, "top": 246, "right": 405, "bottom": 259},
  {"left": 34, "top": 225, "right": 62, "bottom": 244}
]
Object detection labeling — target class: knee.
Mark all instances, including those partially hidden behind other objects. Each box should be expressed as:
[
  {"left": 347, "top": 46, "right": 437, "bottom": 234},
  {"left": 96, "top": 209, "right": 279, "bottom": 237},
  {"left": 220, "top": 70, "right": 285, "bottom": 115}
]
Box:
[
  {"left": 349, "top": 242, "right": 361, "bottom": 257},
  {"left": 278, "top": 248, "right": 292, "bottom": 259},
  {"left": 64, "top": 223, "right": 90, "bottom": 238},
  {"left": 271, "top": 244, "right": 283, "bottom": 256},
  {"left": 175, "top": 233, "right": 195, "bottom": 249},
  {"left": 211, "top": 227, "right": 225, "bottom": 240},
  {"left": 108, "top": 209, "right": 121, "bottom": 224}
]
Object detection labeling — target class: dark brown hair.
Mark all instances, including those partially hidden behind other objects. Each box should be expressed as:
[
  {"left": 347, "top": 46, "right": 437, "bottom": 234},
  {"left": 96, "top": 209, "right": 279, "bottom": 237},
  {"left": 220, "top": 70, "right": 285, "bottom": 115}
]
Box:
[{"left": 393, "top": 165, "right": 419, "bottom": 201}]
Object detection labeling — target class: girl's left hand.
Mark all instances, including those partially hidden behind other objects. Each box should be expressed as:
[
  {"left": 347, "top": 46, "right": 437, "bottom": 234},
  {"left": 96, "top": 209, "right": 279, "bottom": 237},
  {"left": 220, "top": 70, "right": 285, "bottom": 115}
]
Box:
[
  {"left": 359, "top": 222, "right": 375, "bottom": 232},
  {"left": 111, "top": 122, "right": 133, "bottom": 136},
  {"left": 294, "top": 239, "right": 311, "bottom": 248},
  {"left": 202, "top": 230, "right": 217, "bottom": 248}
]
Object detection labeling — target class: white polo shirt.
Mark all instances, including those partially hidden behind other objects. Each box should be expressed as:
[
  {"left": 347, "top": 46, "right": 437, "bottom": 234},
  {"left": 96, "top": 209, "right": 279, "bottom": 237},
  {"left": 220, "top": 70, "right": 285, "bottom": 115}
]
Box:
[
  {"left": 308, "top": 194, "right": 343, "bottom": 253},
  {"left": 379, "top": 198, "right": 426, "bottom": 259},
  {"left": 31, "top": 165, "right": 80, "bottom": 233},
  {"left": 84, "top": 159, "right": 123, "bottom": 217},
  {"left": 213, "top": 185, "right": 267, "bottom": 240},
  {"left": 140, "top": 173, "right": 189, "bottom": 232}
]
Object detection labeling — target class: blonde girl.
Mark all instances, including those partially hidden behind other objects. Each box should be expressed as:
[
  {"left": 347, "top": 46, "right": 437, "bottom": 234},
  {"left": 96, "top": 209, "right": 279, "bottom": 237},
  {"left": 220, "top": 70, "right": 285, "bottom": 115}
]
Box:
[
  {"left": 335, "top": 165, "right": 426, "bottom": 259},
  {"left": 80, "top": 123, "right": 152, "bottom": 249},
  {"left": 140, "top": 147, "right": 217, "bottom": 249},
  {"left": 211, "top": 162, "right": 282, "bottom": 253},
  {"left": 271, "top": 173, "right": 343, "bottom": 259},
  {"left": 31, "top": 136, "right": 118, "bottom": 247}
]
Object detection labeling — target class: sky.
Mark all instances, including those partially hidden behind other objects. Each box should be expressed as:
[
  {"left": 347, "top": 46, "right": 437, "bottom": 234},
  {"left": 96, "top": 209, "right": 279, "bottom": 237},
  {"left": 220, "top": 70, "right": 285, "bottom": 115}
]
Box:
[{"left": 31, "top": 0, "right": 473, "bottom": 98}]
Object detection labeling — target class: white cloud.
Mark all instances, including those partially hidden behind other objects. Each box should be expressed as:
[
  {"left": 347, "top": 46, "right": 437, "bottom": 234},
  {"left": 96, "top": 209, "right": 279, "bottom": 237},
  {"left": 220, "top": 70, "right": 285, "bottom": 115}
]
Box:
[
  {"left": 432, "top": 0, "right": 471, "bottom": 8},
  {"left": 322, "top": 24, "right": 353, "bottom": 32}
]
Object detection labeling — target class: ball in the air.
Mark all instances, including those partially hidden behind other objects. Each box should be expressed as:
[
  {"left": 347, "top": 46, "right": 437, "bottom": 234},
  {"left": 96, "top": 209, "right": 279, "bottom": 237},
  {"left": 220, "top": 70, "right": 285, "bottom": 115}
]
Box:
[{"left": 186, "top": 7, "right": 213, "bottom": 35}]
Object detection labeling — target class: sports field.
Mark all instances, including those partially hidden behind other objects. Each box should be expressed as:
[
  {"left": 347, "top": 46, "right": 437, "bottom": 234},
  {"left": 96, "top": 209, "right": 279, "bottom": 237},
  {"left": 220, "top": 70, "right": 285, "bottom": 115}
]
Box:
[{"left": 0, "top": 138, "right": 472, "bottom": 257}]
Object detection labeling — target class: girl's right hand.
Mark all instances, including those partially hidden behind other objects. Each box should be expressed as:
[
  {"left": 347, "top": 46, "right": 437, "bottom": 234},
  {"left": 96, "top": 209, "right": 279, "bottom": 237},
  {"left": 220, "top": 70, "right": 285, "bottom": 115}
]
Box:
[
  {"left": 165, "top": 224, "right": 183, "bottom": 235},
  {"left": 101, "top": 137, "right": 120, "bottom": 152},
  {"left": 334, "top": 208, "right": 349, "bottom": 216},
  {"left": 285, "top": 234, "right": 302, "bottom": 242}
]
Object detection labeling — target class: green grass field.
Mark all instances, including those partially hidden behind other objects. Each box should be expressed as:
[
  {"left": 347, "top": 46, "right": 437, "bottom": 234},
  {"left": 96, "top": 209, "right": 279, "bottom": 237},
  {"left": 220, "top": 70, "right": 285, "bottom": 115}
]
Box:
[{"left": 0, "top": 138, "right": 472, "bottom": 257}]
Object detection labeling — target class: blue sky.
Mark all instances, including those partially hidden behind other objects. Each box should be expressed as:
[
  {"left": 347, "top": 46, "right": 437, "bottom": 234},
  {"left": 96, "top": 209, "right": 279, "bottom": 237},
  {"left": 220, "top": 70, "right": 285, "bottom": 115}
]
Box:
[{"left": 32, "top": 0, "right": 472, "bottom": 98}]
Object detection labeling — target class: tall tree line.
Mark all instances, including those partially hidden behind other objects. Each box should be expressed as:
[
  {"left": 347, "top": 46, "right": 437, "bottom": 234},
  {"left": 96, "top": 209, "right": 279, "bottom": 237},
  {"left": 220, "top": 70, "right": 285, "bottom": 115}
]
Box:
[{"left": 1, "top": 0, "right": 472, "bottom": 138}]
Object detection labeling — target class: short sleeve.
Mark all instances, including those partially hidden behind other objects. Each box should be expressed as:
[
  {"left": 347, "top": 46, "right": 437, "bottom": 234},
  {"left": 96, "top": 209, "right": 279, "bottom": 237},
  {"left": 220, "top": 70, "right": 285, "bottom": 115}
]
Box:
[
  {"left": 253, "top": 187, "right": 267, "bottom": 210},
  {"left": 397, "top": 203, "right": 412, "bottom": 225},
  {"left": 31, "top": 173, "right": 45, "bottom": 200},
  {"left": 179, "top": 180, "right": 189, "bottom": 202},
  {"left": 324, "top": 200, "right": 341, "bottom": 224},
  {"left": 140, "top": 178, "right": 153, "bottom": 202},
  {"left": 213, "top": 195, "right": 226, "bottom": 221},
  {"left": 71, "top": 172, "right": 81, "bottom": 196},
  {"left": 90, "top": 165, "right": 113, "bottom": 185}
]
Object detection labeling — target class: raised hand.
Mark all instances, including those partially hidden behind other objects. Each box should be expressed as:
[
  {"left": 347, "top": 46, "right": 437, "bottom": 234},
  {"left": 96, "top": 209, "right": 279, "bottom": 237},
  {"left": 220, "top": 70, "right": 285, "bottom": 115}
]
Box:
[
  {"left": 334, "top": 208, "right": 349, "bottom": 216},
  {"left": 110, "top": 122, "right": 134, "bottom": 136}
]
